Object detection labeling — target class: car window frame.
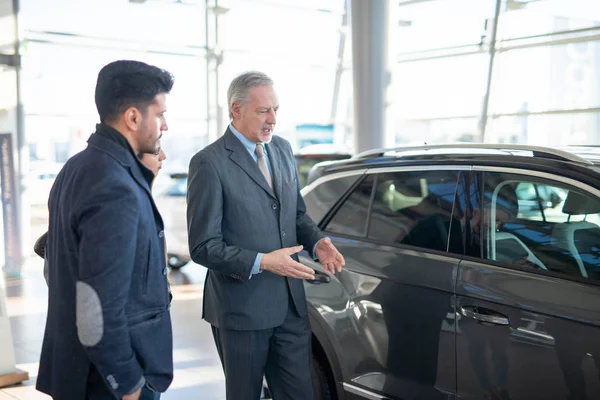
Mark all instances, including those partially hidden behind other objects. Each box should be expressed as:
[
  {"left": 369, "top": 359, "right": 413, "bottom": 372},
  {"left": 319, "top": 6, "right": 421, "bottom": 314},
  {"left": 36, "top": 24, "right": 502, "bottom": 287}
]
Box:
[
  {"left": 321, "top": 165, "right": 470, "bottom": 259},
  {"left": 319, "top": 173, "right": 376, "bottom": 236},
  {"left": 465, "top": 165, "right": 600, "bottom": 288}
]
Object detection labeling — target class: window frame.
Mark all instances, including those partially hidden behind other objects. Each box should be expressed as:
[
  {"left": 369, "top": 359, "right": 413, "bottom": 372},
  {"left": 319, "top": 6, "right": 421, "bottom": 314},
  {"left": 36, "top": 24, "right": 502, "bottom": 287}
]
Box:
[
  {"left": 321, "top": 165, "right": 470, "bottom": 258},
  {"left": 302, "top": 170, "right": 366, "bottom": 227},
  {"left": 319, "top": 173, "right": 376, "bottom": 237},
  {"left": 466, "top": 165, "right": 600, "bottom": 287}
]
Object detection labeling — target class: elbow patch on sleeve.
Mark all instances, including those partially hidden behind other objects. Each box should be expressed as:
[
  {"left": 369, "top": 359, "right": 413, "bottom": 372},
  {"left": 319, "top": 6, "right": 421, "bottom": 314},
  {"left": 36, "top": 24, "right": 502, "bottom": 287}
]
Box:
[{"left": 76, "top": 281, "right": 104, "bottom": 347}]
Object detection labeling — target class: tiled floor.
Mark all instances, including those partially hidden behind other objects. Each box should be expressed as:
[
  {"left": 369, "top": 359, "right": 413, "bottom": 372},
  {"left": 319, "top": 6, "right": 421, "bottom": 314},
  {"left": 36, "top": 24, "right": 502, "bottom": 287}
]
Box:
[{"left": 0, "top": 257, "right": 226, "bottom": 399}]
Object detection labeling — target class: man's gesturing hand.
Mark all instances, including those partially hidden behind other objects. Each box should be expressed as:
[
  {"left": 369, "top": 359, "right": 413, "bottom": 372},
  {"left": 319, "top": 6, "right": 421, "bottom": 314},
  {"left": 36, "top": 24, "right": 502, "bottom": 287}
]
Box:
[
  {"left": 316, "top": 237, "right": 345, "bottom": 274},
  {"left": 260, "top": 246, "right": 315, "bottom": 280}
]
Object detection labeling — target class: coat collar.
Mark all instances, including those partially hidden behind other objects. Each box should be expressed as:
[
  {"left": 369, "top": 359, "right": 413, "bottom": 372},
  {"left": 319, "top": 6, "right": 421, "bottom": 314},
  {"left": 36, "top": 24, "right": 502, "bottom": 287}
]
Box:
[{"left": 87, "top": 126, "right": 155, "bottom": 198}]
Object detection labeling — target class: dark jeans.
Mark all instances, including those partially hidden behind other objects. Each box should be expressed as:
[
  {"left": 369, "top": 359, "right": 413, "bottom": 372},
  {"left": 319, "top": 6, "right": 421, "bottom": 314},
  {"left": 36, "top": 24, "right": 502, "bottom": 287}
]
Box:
[{"left": 87, "top": 385, "right": 160, "bottom": 400}]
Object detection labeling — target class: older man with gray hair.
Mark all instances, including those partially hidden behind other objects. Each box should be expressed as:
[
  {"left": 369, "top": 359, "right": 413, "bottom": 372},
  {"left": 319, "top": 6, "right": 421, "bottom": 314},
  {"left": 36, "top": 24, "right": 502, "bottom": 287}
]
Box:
[{"left": 186, "top": 71, "right": 345, "bottom": 400}]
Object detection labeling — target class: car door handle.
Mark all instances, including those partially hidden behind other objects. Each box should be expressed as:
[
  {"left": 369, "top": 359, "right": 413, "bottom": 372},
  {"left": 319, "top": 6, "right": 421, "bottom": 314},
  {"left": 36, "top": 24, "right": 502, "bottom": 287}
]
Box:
[
  {"left": 460, "top": 306, "right": 509, "bottom": 326},
  {"left": 306, "top": 270, "right": 331, "bottom": 284}
]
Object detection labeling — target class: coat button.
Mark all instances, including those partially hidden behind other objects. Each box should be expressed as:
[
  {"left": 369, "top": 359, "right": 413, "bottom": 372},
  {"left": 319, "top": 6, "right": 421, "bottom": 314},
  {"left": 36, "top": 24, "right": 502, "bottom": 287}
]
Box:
[
  {"left": 272, "top": 204, "right": 278, "bottom": 210},
  {"left": 281, "top": 231, "right": 286, "bottom": 237},
  {"left": 158, "top": 230, "right": 164, "bottom": 238},
  {"left": 163, "top": 267, "right": 167, "bottom": 275}
]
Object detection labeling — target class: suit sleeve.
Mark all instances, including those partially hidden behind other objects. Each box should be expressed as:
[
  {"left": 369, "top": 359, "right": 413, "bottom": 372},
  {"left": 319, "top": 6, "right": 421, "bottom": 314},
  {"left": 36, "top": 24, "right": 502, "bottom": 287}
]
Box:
[
  {"left": 287, "top": 142, "right": 325, "bottom": 250},
  {"left": 187, "top": 152, "right": 257, "bottom": 281},
  {"left": 75, "top": 178, "right": 145, "bottom": 399}
]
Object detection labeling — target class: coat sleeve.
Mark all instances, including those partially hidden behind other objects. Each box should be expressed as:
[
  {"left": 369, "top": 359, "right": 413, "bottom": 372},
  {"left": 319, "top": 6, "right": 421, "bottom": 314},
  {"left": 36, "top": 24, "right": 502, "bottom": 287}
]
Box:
[
  {"left": 34, "top": 231, "right": 48, "bottom": 258},
  {"left": 186, "top": 152, "right": 257, "bottom": 281},
  {"left": 75, "top": 178, "right": 146, "bottom": 398}
]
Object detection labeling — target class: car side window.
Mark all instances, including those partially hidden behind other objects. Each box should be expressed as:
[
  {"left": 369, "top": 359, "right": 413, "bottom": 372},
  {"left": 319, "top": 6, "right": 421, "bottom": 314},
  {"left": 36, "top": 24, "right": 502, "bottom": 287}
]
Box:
[
  {"left": 475, "top": 172, "right": 600, "bottom": 282},
  {"left": 324, "top": 175, "right": 375, "bottom": 237},
  {"left": 367, "top": 170, "right": 463, "bottom": 254},
  {"left": 303, "top": 175, "right": 361, "bottom": 226}
]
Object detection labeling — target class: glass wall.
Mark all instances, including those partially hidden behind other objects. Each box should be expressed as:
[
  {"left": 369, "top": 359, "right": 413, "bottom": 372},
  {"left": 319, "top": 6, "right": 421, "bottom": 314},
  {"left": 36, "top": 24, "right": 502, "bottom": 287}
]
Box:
[
  {"left": 0, "top": 0, "right": 19, "bottom": 268},
  {"left": 18, "top": 0, "right": 347, "bottom": 159},
  {"left": 391, "top": 0, "right": 600, "bottom": 146},
  {"left": 20, "top": 0, "right": 209, "bottom": 173},
  {"left": 217, "top": 0, "right": 346, "bottom": 149},
  {"left": 16, "top": 0, "right": 600, "bottom": 159}
]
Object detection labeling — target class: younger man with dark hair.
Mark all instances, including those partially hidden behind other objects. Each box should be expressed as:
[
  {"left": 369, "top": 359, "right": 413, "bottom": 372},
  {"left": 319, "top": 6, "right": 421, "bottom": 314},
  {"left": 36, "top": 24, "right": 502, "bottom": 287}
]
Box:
[{"left": 37, "top": 60, "right": 174, "bottom": 400}]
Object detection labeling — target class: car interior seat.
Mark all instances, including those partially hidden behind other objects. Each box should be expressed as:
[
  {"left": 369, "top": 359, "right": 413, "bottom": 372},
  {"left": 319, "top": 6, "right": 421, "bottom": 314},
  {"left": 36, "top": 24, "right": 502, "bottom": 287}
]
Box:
[
  {"left": 494, "top": 231, "right": 547, "bottom": 270},
  {"left": 551, "top": 190, "right": 600, "bottom": 278},
  {"left": 488, "top": 182, "right": 545, "bottom": 269}
]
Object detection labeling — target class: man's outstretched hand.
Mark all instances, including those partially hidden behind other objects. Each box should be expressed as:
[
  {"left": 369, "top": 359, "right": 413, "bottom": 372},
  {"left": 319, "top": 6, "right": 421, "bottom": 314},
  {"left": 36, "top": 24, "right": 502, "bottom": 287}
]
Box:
[
  {"left": 261, "top": 246, "right": 316, "bottom": 280},
  {"left": 315, "top": 238, "right": 345, "bottom": 274}
]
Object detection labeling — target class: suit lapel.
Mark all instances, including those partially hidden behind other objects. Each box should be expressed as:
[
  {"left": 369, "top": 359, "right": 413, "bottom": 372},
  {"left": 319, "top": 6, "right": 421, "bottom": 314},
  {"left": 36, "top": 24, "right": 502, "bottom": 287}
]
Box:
[
  {"left": 224, "top": 130, "right": 277, "bottom": 200},
  {"left": 266, "top": 142, "right": 283, "bottom": 201}
]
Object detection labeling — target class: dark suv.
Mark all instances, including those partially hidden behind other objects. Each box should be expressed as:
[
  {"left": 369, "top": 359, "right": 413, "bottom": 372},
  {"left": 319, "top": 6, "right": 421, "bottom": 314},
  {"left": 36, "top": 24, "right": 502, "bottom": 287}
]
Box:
[{"left": 298, "top": 144, "right": 600, "bottom": 400}]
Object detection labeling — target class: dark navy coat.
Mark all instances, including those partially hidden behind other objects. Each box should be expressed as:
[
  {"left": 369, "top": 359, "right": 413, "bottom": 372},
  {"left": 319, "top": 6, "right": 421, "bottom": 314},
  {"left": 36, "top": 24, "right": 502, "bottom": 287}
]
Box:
[{"left": 36, "top": 124, "right": 173, "bottom": 399}]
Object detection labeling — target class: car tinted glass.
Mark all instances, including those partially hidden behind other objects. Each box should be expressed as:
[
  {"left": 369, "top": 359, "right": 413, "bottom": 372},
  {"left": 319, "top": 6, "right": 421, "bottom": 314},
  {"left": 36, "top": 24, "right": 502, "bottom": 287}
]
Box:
[
  {"left": 325, "top": 175, "right": 375, "bottom": 237},
  {"left": 368, "top": 170, "right": 462, "bottom": 253},
  {"left": 303, "top": 175, "right": 361, "bottom": 226},
  {"left": 474, "top": 172, "right": 600, "bottom": 281}
]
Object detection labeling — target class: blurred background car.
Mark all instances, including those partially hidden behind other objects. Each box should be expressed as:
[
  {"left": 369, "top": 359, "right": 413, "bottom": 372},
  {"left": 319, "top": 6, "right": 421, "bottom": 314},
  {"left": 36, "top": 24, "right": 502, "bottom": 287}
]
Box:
[
  {"left": 153, "top": 172, "right": 190, "bottom": 270},
  {"left": 294, "top": 144, "right": 352, "bottom": 188}
]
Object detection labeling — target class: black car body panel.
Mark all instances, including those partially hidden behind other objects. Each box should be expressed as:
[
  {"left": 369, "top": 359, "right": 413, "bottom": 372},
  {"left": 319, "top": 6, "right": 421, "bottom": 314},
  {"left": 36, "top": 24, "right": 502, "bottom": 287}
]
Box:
[{"left": 302, "top": 145, "right": 600, "bottom": 400}]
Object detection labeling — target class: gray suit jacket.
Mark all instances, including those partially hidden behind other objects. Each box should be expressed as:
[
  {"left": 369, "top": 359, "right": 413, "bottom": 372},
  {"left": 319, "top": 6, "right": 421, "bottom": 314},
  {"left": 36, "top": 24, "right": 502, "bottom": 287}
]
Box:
[{"left": 187, "top": 128, "right": 324, "bottom": 330}]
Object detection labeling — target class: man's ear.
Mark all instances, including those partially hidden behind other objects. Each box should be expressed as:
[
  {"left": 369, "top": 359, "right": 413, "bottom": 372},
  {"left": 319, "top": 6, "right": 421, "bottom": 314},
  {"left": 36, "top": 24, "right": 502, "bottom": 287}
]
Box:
[
  {"left": 231, "top": 102, "right": 243, "bottom": 119},
  {"left": 123, "top": 107, "right": 142, "bottom": 131}
]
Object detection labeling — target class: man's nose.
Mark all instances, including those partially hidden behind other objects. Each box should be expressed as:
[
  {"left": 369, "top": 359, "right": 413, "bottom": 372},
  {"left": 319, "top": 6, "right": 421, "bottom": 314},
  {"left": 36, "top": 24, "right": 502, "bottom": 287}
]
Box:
[{"left": 267, "top": 109, "right": 276, "bottom": 123}]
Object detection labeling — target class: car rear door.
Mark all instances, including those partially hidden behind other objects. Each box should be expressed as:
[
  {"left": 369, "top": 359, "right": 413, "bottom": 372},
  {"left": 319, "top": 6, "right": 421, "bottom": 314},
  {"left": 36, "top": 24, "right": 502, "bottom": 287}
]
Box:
[{"left": 456, "top": 167, "right": 600, "bottom": 400}]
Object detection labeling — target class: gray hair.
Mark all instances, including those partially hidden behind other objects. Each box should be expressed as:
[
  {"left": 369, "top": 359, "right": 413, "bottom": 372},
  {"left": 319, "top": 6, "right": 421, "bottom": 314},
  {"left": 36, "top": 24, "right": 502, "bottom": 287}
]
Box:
[{"left": 227, "top": 71, "right": 274, "bottom": 119}]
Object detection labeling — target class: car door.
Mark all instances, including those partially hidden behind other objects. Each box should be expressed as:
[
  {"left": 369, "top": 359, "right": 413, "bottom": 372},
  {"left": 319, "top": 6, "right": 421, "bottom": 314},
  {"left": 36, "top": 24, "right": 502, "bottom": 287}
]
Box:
[
  {"left": 456, "top": 168, "right": 600, "bottom": 400},
  {"left": 306, "top": 167, "right": 466, "bottom": 400}
]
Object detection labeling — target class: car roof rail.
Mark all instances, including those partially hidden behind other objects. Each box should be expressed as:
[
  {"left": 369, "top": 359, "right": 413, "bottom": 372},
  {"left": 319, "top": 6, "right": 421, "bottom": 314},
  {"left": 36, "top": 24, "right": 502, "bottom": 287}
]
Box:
[{"left": 352, "top": 143, "right": 593, "bottom": 165}]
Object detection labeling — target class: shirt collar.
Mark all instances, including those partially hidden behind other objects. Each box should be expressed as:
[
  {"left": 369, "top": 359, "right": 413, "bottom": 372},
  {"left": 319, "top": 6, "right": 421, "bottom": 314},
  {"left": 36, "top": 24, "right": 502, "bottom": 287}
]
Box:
[{"left": 229, "top": 123, "right": 267, "bottom": 156}]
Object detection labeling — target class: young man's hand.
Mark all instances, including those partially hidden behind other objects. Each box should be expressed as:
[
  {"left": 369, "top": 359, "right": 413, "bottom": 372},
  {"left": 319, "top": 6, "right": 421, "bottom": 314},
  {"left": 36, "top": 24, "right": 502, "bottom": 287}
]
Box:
[{"left": 122, "top": 388, "right": 142, "bottom": 400}]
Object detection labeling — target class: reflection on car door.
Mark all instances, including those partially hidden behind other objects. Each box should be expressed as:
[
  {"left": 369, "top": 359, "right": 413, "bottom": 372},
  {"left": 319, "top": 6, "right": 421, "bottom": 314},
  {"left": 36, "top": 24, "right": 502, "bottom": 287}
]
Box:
[
  {"left": 456, "top": 170, "right": 600, "bottom": 400},
  {"left": 318, "top": 169, "right": 465, "bottom": 400}
]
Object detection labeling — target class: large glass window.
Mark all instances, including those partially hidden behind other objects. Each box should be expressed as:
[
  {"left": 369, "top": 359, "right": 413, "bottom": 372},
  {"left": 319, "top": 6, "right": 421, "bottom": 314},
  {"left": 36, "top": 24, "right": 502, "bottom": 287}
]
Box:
[
  {"left": 391, "top": 0, "right": 600, "bottom": 146},
  {"left": 368, "top": 170, "right": 462, "bottom": 253},
  {"left": 396, "top": 0, "right": 497, "bottom": 52},
  {"left": 21, "top": 0, "right": 206, "bottom": 46},
  {"left": 471, "top": 171, "right": 600, "bottom": 282},
  {"left": 496, "top": 0, "right": 600, "bottom": 40},
  {"left": 22, "top": 41, "right": 208, "bottom": 168}
]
